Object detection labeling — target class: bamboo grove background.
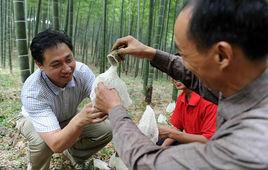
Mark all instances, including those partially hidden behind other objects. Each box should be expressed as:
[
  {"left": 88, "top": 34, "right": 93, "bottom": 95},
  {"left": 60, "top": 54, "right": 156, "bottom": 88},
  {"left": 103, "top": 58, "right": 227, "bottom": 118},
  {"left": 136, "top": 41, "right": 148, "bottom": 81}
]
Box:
[{"left": 0, "top": 0, "right": 185, "bottom": 104}]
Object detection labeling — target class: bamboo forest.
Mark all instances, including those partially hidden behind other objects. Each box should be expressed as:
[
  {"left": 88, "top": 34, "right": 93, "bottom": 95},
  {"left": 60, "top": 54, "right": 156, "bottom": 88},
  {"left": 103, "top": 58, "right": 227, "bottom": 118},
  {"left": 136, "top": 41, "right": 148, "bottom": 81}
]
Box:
[
  {"left": 0, "top": 0, "right": 184, "bottom": 169},
  {"left": 2, "top": 0, "right": 268, "bottom": 169}
]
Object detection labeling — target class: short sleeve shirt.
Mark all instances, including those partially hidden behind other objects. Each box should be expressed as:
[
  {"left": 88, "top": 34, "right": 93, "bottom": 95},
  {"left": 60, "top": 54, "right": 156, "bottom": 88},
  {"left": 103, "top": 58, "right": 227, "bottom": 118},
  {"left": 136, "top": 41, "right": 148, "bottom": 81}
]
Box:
[
  {"left": 170, "top": 91, "right": 217, "bottom": 139},
  {"left": 21, "top": 62, "right": 95, "bottom": 132}
]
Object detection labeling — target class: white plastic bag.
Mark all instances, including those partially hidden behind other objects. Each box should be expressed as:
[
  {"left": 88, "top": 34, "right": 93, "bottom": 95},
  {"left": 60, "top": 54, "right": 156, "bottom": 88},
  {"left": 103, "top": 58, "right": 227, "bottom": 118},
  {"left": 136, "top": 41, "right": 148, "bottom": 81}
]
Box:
[
  {"left": 94, "top": 159, "right": 110, "bottom": 170},
  {"left": 165, "top": 102, "right": 176, "bottom": 113},
  {"left": 137, "top": 105, "right": 159, "bottom": 143},
  {"left": 90, "top": 66, "right": 132, "bottom": 108},
  {"left": 157, "top": 113, "right": 168, "bottom": 124},
  {"left": 109, "top": 153, "right": 128, "bottom": 170}
]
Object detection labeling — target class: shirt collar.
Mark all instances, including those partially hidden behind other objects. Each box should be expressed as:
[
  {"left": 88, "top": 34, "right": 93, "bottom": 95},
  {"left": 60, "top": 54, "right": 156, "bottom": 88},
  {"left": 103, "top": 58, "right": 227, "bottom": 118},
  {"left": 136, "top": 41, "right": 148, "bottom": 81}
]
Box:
[
  {"left": 41, "top": 71, "right": 75, "bottom": 95},
  {"left": 218, "top": 67, "right": 268, "bottom": 120},
  {"left": 180, "top": 91, "right": 201, "bottom": 106}
]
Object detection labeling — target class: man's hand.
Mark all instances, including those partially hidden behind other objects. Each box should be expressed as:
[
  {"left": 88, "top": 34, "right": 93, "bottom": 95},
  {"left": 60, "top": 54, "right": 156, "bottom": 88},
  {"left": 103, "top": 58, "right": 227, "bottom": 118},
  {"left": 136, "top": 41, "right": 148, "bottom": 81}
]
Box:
[
  {"left": 112, "top": 35, "right": 156, "bottom": 60},
  {"left": 158, "top": 125, "right": 180, "bottom": 139},
  {"left": 95, "top": 83, "right": 121, "bottom": 113},
  {"left": 74, "top": 103, "right": 108, "bottom": 128},
  {"left": 40, "top": 103, "right": 108, "bottom": 153}
]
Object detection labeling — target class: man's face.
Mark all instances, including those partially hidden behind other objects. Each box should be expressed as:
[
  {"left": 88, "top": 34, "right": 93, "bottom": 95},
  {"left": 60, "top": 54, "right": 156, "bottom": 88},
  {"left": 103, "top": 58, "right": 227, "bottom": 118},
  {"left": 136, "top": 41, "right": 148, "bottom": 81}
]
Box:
[
  {"left": 37, "top": 43, "right": 76, "bottom": 88},
  {"left": 174, "top": 7, "right": 223, "bottom": 91}
]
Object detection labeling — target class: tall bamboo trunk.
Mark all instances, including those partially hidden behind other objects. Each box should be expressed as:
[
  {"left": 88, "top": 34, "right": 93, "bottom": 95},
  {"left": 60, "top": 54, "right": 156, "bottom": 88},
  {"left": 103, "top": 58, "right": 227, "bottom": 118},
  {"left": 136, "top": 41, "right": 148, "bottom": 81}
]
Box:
[
  {"left": 41, "top": 4, "right": 47, "bottom": 30},
  {"left": 140, "top": 0, "right": 146, "bottom": 78},
  {"left": 100, "top": 0, "right": 107, "bottom": 73},
  {"left": 154, "top": 0, "right": 166, "bottom": 80},
  {"left": 163, "top": 0, "right": 171, "bottom": 51},
  {"left": 64, "top": 1, "right": 69, "bottom": 34},
  {"left": 108, "top": 0, "right": 116, "bottom": 50},
  {"left": 27, "top": 7, "right": 33, "bottom": 47},
  {"left": 93, "top": 21, "right": 102, "bottom": 66},
  {"left": 125, "top": 7, "right": 134, "bottom": 75},
  {"left": 73, "top": 1, "right": 81, "bottom": 55},
  {"left": 31, "top": 0, "right": 42, "bottom": 73},
  {"left": 68, "top": 0, "right": 73, "bottom": 41},
  {"left": 118, "top": 0, "right": 125, "bottom": 77},
  {"left": 90, "top": 21, "right": 96, "bottom": 64},
  {"left": 144, "top": 0, "right": 155, "bottom": 104},
  {"left": 53, "top": 0, "right": 60, "bottom": 30},
  {"left": 1, "top": 0, "right": 4, "bottom": 67},
  {"left": 13, "top": 0, "right": 30, "bottom": 82},
  {"left": 8, "top": 0, "right": 13, "bottom": 73},
  {"left": 3, "top": 0, "right": 8, "bottom": 68},
  {"left": 134, "top": 0, "right": 141, "bottom": 78},
  {"left": 171, "top": 0, "right": 184, "bottom": 101},
  {"left": 169, "top": 0, "right": 180, "bottom": 54},
  {"left": 82, "top": 2, "right": 92, "bottom": 64}
]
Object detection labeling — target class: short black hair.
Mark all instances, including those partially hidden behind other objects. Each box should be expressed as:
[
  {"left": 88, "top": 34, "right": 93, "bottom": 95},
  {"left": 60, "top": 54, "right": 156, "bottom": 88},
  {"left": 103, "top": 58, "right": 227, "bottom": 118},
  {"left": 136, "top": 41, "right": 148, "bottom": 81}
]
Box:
[
  {"left": 184, "top": 0, "right": 268, "bottom": 60},
  {"left": 30, "top": 29, "right": 73, "bottom": 64}
]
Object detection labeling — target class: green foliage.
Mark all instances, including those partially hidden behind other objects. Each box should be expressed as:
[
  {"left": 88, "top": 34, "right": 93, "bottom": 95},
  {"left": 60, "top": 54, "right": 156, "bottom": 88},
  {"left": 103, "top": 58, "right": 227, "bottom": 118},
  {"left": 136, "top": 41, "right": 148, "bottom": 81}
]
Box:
[
  {"left": 0, "top": 100, "right": 21, "bottom": 127},
  {"left": 26, "top": 0, "right": 180, "bottom": 47},
  {"left": 95, "top": 145, "right": 114, "bottom": 161},
  {"left": 0, "top": 71, "right": 22, "bottom": 128}
]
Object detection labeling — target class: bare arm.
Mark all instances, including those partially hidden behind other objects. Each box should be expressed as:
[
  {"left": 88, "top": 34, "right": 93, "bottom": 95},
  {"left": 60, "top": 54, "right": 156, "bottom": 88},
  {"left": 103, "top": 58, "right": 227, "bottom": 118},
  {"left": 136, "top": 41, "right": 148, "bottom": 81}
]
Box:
[
  {"left": 161, "top": 138, "right": 176, "bottom": 147},
  {"left": 159, "top": 125, "right": 208, "bottom": 144},
  {"left": 169, "top": 131, "right": 208, "bottom": 144},
  {"left": 39, "top": 104, "right": 107, "bottom": 153}
]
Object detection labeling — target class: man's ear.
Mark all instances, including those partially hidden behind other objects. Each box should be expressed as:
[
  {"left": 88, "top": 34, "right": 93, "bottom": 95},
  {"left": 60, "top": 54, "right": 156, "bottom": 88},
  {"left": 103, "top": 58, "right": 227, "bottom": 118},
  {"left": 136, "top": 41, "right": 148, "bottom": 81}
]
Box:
[
  {"left": 35, "top": 60, "right": 43, "bottom": 69},
  {"left": 214, "top": 41, "right": 233, "bottom": 70}
]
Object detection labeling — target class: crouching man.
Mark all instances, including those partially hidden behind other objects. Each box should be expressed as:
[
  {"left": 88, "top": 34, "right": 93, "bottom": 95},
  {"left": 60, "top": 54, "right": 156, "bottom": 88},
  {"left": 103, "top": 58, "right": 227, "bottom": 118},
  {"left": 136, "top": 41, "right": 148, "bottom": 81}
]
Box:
[{"left": 17, "top": 29, "right": 112, "bottom": 170}]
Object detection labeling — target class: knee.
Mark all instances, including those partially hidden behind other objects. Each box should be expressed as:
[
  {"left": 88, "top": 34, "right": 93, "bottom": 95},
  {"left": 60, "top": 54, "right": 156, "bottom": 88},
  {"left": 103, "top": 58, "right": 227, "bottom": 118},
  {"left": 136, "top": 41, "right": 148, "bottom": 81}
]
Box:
[
  {"left": 28, "top": 140, "right": 53, "bottom": 170},
  {"left": 105, "top": 128, "right": 113, "bottom": 142},
  {"left": 100, "top": 125, "right": 113, "bottom": 144},
  {"left": 105, "top": 120, "right": 113, "bottom": 140},
  {"left": 29, "top": 137, "right": 52, "bottom": 155},
  {"left": 95, "top": 120, "right": 113, "bottom": 143}
]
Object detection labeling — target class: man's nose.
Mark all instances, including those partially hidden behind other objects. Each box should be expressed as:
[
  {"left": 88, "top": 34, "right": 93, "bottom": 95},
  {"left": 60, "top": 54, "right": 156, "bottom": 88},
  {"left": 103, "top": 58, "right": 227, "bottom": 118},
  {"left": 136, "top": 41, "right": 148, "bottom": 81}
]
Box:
[{"left": 62, "top": 63, "right": 71, "bottom": 73}]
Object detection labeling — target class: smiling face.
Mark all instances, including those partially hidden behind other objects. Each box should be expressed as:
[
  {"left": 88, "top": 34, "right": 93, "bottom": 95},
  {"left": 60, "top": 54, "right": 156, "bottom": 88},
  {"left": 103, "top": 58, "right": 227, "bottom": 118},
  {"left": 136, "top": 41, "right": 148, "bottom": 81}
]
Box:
[
  {"left": 174, "top": 7, "right": 225, "bottom": 92},
  {"left": 37, "top": 43, "right": 76, "bottom": 88}
]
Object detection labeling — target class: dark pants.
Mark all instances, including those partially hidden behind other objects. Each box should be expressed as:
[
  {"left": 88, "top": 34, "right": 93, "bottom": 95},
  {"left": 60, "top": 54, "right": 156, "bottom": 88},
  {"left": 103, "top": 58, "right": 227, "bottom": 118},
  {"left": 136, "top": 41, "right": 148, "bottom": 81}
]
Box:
[{"left": 156, "top": 138, "right": 180, "bottom": 146}]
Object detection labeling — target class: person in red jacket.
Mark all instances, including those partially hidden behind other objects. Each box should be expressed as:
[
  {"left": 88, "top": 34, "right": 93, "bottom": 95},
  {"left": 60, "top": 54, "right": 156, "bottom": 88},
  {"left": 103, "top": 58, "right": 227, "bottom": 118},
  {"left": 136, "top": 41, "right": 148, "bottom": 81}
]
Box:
[{"left": 158, "top": 80, "right": 217, "bottom": 147}]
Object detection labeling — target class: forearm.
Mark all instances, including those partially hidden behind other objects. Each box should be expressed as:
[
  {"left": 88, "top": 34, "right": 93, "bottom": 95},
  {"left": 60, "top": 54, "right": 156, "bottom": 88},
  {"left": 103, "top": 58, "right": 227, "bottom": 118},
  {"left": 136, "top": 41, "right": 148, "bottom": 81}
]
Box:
[
  {"left": 109, "top": 105, "right": 162, "bottom": 168},
  {"left": 143, "top": 46, "right": 156, "bottom": 60},
  {"left": 40, "top": 116, "right": 83, "bottom": 153},
  {"left": 109, "top": 105, "right": 214, "bottom": 169},
  {"left": 150, "top": 50, "right": 188, "bottom": 81},
  {"left": 169, "top": 131, "right": 208, "bottom": 144},
  {"left": 162, "top": 138, "right": 176, "bottom": 147}
]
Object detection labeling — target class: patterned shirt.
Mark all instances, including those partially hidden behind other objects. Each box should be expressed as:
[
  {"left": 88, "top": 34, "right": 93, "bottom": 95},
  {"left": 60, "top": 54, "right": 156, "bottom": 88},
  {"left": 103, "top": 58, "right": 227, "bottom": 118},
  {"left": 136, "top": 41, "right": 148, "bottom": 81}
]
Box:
[
  {"left": 109, "top": 50, "right": 268, "bottom": 169},
  {"left": 21, "top": 62, "right": 95, "bottom": 132}
]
